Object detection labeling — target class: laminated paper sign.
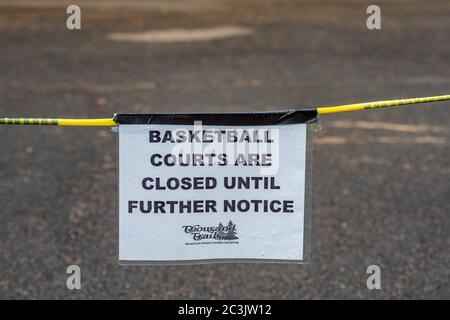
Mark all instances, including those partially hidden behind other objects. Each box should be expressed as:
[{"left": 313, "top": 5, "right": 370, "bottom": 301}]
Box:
[{"left": 116, "top": 111, "right": 316, "bottom": 263}]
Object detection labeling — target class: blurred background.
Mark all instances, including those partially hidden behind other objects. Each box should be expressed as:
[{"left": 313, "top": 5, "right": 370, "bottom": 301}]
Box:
[{"left": 0, "top": 0, "right": 448, "bottom": 299}]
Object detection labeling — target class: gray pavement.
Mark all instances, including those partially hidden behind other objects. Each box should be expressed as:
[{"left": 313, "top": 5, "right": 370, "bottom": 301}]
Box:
[{"left": 0, "top": 0, "right": 449, "bottom": 299}]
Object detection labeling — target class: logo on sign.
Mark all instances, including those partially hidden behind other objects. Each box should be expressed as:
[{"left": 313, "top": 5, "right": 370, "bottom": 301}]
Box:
[{"left": 183, "top": 221, "right": 239, "bottom": 242}]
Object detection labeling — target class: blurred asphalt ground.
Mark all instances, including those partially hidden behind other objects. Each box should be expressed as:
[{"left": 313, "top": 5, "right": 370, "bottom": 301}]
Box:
[{"left": 0, "top": 0, "right": 449, "bottom": 299}]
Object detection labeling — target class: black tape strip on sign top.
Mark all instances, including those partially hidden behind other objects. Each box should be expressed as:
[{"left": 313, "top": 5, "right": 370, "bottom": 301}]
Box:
[{"left": 113, "top": 110, "right": 318, "bottom": 126}]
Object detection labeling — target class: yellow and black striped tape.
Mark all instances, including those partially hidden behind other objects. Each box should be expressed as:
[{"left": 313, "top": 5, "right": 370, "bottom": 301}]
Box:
[
  {"left": 317, "top": 94, "right": 450, "bottom": 114},
  {"left": 0, "top": 118, "right": 58, "bottom": 125},
  {"left": 0, "top": 94, "right": 448, "bottom": 126},
  {"left": 0, "top": 118, "right": 117, "bottom": 126}
]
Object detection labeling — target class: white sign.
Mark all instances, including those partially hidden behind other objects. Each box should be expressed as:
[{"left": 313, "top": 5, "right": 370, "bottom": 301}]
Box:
[{"left": 118, "top": 123, "right": 308, "bottom": 263}]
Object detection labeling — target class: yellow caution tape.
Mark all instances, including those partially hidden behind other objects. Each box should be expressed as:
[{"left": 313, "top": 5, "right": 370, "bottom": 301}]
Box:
[
  {"left": 0, "top": 94, "right": 449, "bottom": 126},
  {"left": 0, "top": 118, "right": 117, "bottom": 126},
  {"left": 317, "top": 94, "right": 450, "bottom": 114},
  {"left": 57, "top": 118, "right": 117, "bottom": 126}
]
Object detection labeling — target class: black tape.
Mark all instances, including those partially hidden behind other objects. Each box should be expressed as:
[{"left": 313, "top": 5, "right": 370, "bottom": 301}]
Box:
[{"left": 114, "top": 110, "right": 317, "bottom": 126}]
